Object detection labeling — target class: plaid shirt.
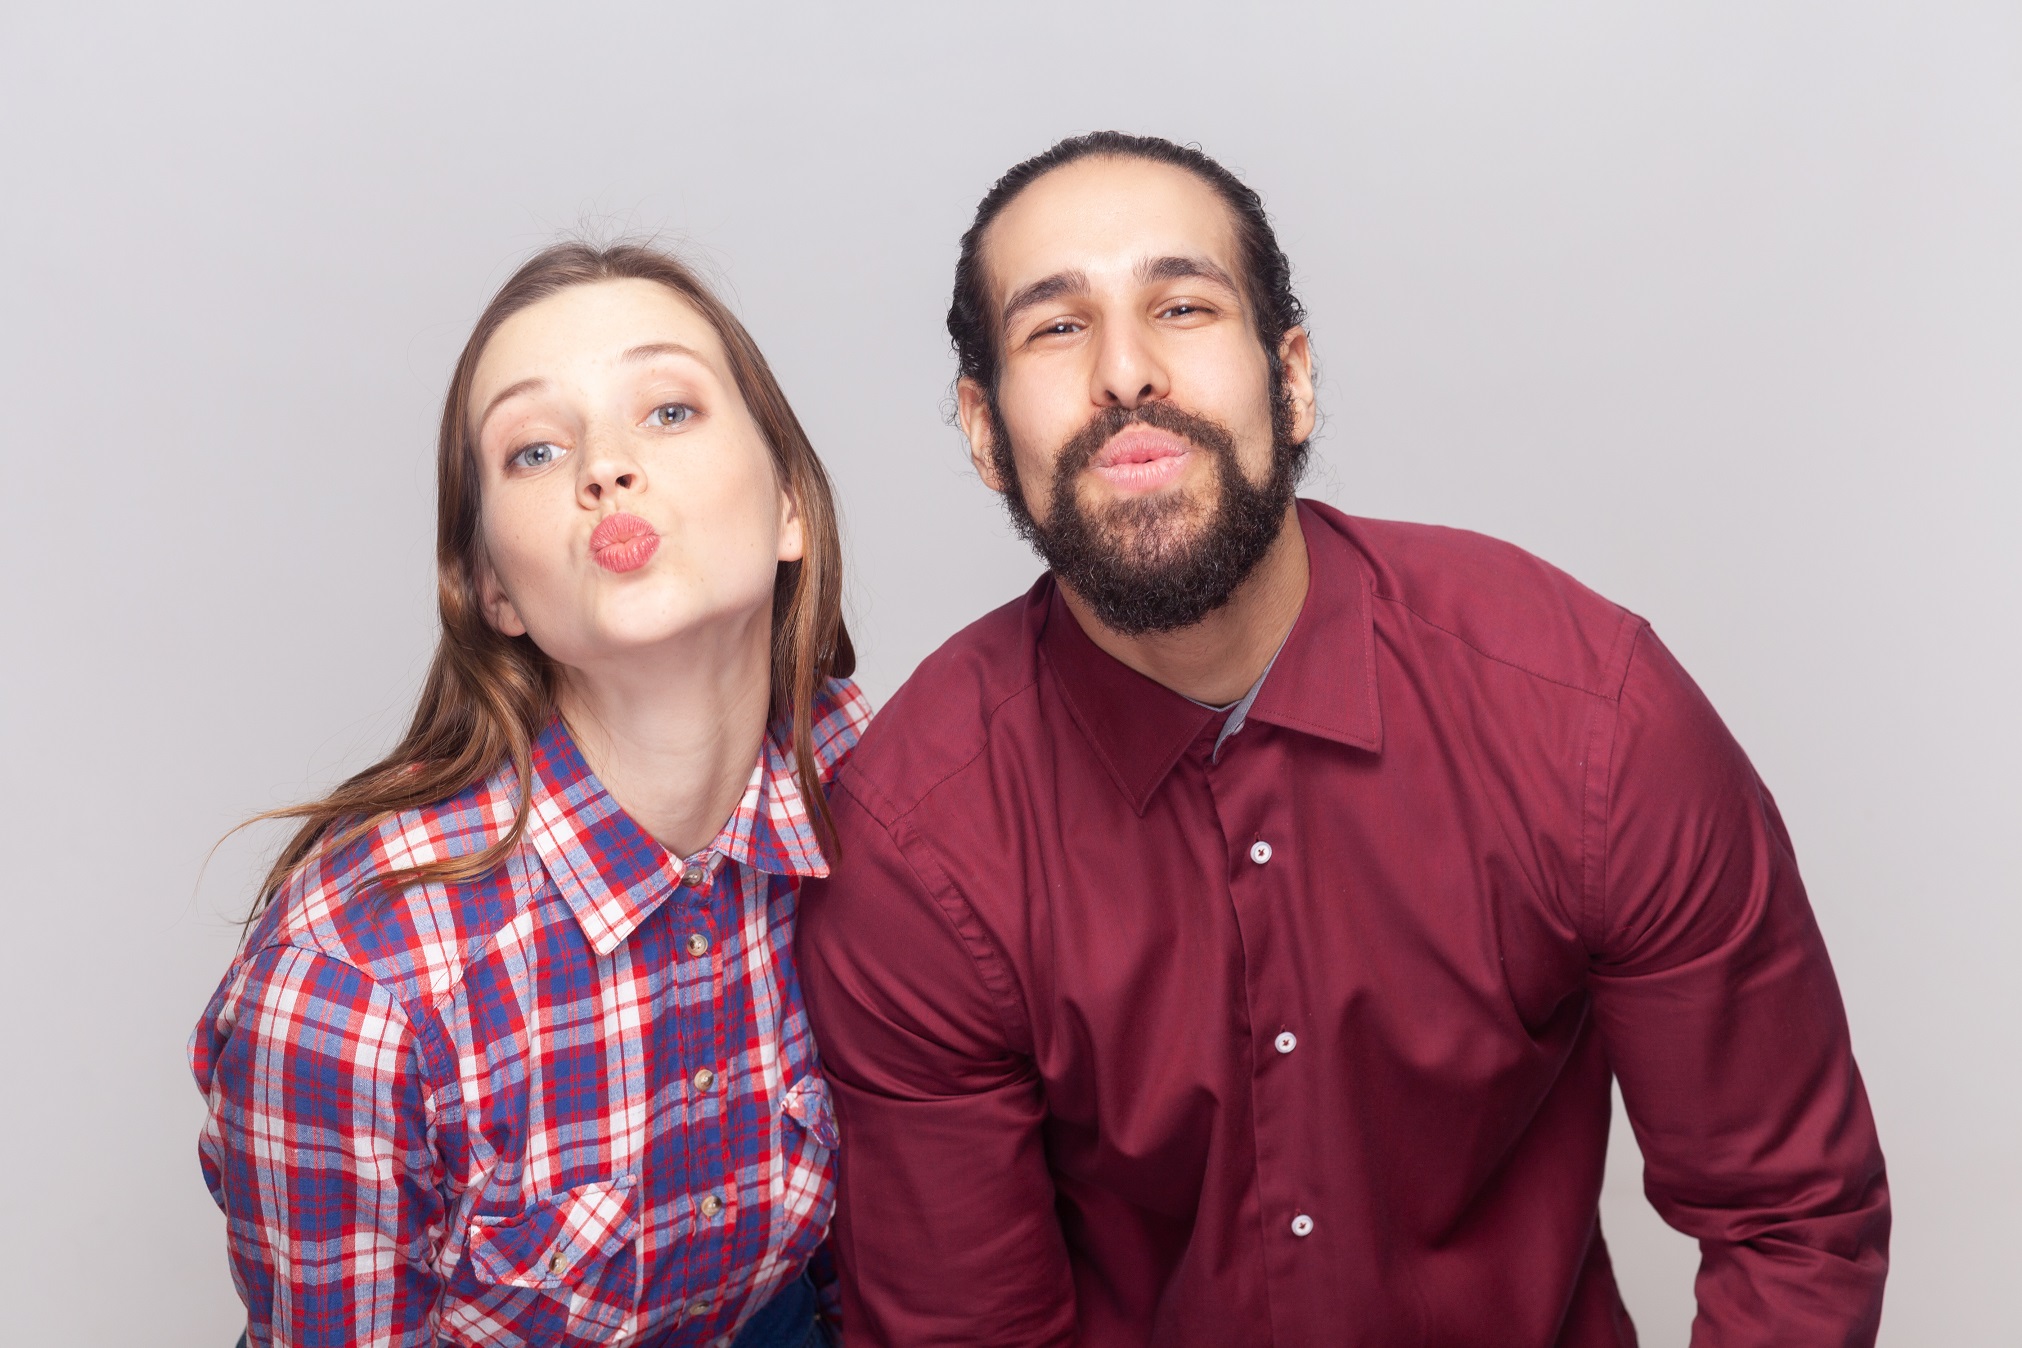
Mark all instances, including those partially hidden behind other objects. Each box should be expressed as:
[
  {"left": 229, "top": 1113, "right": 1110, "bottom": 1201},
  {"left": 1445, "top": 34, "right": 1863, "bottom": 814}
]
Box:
[{"left": 191, "top": 678, "right": 870, "bottom": 1348}]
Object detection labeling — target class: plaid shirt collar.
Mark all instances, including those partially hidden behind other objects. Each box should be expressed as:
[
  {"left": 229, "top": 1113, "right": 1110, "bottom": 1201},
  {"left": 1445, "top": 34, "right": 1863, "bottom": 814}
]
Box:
[{"left": 522, "top": 715, "right": 830, "bottom": 957}]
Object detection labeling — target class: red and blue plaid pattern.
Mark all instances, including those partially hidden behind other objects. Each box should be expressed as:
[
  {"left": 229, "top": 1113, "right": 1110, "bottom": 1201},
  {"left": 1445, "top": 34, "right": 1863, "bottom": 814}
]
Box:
[{"left": 191, "top": 678, "right": 870, "bottom": 1347}]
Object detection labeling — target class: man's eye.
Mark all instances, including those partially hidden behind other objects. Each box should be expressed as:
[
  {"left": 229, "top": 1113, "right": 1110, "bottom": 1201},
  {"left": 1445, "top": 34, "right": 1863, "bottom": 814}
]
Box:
[
  {"left": 647, "top": 403, "right": 694, "bottom": 428},
  {"left": 508, "top": 441, "right": 564, "bottom": 469},
  {"left": 1162, "top": 303, "right": 1203, "bottom": 318}
]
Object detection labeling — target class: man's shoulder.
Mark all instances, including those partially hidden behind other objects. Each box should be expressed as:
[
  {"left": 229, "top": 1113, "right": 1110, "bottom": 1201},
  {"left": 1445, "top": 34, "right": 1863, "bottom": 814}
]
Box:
[
  {"left": 841, "top": 582, "right": 1050, "bottom": 823},
  {"left": 1314, "top": 503, "right": 1644, "bottom": 701}
]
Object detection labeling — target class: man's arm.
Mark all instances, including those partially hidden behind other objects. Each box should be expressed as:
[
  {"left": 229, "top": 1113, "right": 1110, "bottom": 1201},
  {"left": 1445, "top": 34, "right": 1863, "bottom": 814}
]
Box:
[
  {"left": 1587, "top": 626, "right": 1889, "bottom": 1345},
  {"left": 797, "top": 778, "right": 1075, "bottom": 1348}
]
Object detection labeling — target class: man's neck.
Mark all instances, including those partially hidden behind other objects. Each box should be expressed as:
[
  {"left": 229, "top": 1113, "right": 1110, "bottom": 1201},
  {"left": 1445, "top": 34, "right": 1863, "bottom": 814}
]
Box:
[{"left": 1059, "top": 502, "right": 1310, "bottom": 706}]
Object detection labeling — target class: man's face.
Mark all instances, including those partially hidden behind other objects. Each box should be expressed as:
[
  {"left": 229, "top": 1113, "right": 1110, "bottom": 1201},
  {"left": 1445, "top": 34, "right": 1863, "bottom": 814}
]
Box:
[{"left": 958, "top": 155, "right": 1315, "bottom": 635}]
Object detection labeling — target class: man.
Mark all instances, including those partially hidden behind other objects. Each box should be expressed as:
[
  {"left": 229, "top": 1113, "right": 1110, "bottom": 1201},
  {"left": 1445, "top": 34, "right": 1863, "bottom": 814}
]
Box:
[{"left": 797, "top": 131, "right": 1888, "bottom": 1346}]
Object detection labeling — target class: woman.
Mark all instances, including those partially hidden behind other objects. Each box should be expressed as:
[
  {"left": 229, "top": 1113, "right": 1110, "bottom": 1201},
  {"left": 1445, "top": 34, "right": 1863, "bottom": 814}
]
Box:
[{"left": 191, "top": 242, "right": 866, "bottom": 1348}]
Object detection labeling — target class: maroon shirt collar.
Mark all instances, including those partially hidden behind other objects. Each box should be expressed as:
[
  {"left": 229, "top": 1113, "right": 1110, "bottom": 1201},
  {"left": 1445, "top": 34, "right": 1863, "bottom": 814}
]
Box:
[{"left": 1037, "top": 500, "right": 1384, "bottom": 815}]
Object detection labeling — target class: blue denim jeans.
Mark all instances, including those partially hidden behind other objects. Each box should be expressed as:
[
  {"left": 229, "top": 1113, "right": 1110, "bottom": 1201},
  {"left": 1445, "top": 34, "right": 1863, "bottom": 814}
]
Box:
[
  {"left": 729, "top": 1271, "right": 830, "bottom": 1348},
  {"left": 230, "top": 1272, "right": 830, "bottom": 1348}
]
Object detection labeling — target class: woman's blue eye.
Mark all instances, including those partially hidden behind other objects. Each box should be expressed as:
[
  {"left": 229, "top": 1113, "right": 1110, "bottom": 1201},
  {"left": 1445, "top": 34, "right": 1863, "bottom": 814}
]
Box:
[
  {"left": 509, "top": 442, "right": 562, "bottom": 469},
  {"left": 649, "top": 403, "right": 693, "bottom": 428}
]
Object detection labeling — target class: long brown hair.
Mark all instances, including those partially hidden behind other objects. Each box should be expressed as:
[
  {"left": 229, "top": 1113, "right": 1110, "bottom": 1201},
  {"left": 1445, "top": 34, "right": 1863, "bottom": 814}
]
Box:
[{"left": 246, "top": 241, "right": 854, "bottom": 919}]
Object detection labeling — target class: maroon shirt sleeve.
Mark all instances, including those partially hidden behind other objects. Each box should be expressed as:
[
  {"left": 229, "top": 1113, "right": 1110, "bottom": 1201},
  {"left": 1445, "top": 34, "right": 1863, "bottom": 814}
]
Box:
[
  {"left": 1588, "top": 627, "right": 1889, "bottom": 1343},
  {"left": 798, "top": 776, "right": 1076, "bottom": 1348}
]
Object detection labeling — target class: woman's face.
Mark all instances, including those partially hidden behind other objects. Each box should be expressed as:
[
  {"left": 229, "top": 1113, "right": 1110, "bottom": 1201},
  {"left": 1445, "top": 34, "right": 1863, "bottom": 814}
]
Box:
[{"left": 467, "top": 278, "right": 800, "bottom": 675}]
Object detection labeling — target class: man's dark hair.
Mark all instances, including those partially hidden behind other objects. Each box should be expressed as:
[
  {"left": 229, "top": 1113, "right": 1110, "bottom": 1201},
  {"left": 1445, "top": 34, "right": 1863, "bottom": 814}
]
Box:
[{"left": 947, "top": 131, "right": 1308, "bottom": 393}]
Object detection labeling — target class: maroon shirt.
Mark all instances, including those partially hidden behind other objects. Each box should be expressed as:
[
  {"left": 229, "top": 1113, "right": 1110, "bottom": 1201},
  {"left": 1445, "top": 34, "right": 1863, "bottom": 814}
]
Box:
[{"left": 799, "top": 502, "right": 1887, "bottom": 1347}]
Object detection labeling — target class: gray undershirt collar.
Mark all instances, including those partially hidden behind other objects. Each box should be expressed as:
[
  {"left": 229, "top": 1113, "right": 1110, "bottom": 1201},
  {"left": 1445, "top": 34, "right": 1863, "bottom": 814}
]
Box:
[{"left": 1186, "top": 637, "right": 1288, "bottom": 759}]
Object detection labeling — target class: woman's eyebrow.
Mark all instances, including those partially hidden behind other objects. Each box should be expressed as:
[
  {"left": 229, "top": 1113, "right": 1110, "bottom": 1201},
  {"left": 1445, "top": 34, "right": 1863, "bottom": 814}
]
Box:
[
  {"left": 476, "top": 377, "right": 546, "bottom": 433},
  {"left": 621, "top": 341, "right": 707, "bottom": 365},
  {"left": 476, "top": 343, "right": 709, "bottom": 435}
]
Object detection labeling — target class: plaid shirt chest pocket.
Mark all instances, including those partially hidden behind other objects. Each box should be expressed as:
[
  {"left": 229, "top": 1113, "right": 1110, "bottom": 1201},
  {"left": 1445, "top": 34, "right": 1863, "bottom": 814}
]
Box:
[{"left": 451, "top": 1175, "right": 641, "bottom": 1345}]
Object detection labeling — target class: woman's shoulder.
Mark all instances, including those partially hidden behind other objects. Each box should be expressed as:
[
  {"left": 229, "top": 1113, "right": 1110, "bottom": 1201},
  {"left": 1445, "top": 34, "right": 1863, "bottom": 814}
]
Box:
[
  {"left": 247, "top": 763, "right": 542, "bottom": 1004},
  {"left": 808, "top": 675, "right": 874, "bottom": 780}
]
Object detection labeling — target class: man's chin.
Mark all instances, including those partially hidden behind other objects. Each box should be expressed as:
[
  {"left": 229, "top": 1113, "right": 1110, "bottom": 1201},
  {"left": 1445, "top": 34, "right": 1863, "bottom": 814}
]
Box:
[{"left": 1077, "top": 479, "right": 1215, "bottom": 534}]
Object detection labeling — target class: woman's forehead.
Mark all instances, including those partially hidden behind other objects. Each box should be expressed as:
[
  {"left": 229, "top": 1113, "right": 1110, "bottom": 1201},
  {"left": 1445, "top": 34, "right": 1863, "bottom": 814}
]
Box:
[{"left": 474, "top": 278, "right": 731, "bottom": 397}]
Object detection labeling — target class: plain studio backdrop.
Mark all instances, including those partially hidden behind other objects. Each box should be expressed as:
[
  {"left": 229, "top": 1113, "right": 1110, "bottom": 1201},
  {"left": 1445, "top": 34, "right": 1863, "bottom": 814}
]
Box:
[{"left": 2, "top": 3, "right": 2015, "bottom": 1344}]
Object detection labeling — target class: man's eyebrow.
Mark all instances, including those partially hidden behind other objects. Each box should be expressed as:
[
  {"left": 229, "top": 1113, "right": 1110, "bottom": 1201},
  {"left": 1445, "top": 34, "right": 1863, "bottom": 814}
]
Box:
[
  {"left": 999, "top": 258, "right": 1244, "bottom": 336},
  {"left": 1138, "top": 254, "right": 1240, "bottom": 294},
  {"left": 1000, "top": 269, "right": 1090, "bottom": 334}
]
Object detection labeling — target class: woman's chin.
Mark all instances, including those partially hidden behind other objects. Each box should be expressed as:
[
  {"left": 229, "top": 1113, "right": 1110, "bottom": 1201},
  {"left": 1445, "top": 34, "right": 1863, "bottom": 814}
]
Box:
[{"left": 538, "top": 604, "right": 770, "bottom": 678}]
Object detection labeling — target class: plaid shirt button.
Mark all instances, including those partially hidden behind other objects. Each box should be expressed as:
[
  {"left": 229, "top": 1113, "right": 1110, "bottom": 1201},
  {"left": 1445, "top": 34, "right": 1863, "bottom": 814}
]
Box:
[
  {"left": 682, "top": 863, "right": 708, "bottom": 887},
  {"left": 700, "top": 1194, "right": 723, "bottom": 1218},
  {"left": 693, "top": 1067, "right": 716, "bottom": 1090},
  {"left": 686, "top": 932, "right": 710, "bottom": 957}
]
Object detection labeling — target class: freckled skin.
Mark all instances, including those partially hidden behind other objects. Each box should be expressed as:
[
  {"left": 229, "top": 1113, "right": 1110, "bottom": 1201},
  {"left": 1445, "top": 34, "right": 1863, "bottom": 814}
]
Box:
[{"left": 468, "top": 277, "right": 802, "bottom": 677}]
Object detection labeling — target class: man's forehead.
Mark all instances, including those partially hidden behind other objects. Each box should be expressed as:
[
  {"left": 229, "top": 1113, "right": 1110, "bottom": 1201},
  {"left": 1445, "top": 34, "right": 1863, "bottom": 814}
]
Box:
[{"left": 982, "top": 156, "right": 1242, "bottom": 300}]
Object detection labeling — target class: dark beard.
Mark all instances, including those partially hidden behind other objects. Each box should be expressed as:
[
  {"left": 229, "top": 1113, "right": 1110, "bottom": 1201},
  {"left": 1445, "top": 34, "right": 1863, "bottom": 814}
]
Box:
[{"left": 989, "top": 389, "right": 1308, "bottom": 636}]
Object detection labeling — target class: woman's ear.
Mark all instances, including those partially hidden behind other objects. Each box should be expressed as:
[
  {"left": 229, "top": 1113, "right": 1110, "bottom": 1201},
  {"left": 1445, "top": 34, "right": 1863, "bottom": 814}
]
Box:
[
  {"left": 777, "top": 483, "right": 806, "bottom": 564},
  {"left": 476, "top": 555, "right": 529, "bottom": 637}
]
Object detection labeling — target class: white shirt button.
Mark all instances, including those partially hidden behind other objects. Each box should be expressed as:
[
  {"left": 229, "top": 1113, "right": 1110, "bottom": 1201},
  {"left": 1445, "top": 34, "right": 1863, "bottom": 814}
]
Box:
[
  {"left": 692, "top": 1067, "right": 716, "bottom": 1091},
  {"left": 1274, "top": 1031, "right": 1298, "bottom": 1054},
  {"left": 682, "top": 862, "right": 708, "bottom": 887},
  {"left": 685, "top": 932, "right": 710, "bottom": 957},
  {"left": 1250, "top": 840, "right": 1273, "bottom": 865},
  {"left": 1290, "top": 1212, "right": 1315, "bottom": 1237},
  {"left": 699, "top": 1193, "right": 723, "bottom": 1218}
]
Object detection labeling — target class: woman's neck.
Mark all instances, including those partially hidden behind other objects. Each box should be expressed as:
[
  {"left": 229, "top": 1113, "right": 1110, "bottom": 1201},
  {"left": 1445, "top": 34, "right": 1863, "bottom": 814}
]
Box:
[{"left": 555, "top": 613, "right": 774, "bottom": 860}]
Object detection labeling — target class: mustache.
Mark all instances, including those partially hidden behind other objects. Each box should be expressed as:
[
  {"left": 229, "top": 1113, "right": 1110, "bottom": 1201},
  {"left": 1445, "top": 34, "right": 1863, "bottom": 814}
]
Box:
[{"left": 1053, "top": 401, "right": 1240, "bottom": 479}]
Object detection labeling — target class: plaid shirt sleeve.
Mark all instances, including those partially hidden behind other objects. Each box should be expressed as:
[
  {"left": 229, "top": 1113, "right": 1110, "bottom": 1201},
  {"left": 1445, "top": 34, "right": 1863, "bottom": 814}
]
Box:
[{"left": 196, "top": 941, "right": 446, "bottom": 1347}]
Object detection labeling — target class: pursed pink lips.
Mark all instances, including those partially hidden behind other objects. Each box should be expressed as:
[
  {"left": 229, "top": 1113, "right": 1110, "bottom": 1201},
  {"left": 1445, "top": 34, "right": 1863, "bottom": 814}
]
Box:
[
  {"left": 589, "top": 512, "right": 660, "bottom": 573},
  {"left": 1089, "top": 428, "right": 1190, "bottom": 492}
]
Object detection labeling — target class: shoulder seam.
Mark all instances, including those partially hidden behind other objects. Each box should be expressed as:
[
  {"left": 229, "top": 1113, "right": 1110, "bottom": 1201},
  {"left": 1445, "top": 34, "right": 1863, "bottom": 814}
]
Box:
[
  {"left": 263, "top": 840, "right": 548, "bottom": 1037},
  {"left": 848, "top": 673, "right": 1043, "bottom": 825},
  {"left": 235, "top": 938, "right": 461, "bottom": 1145},
  {"left": 245, "top": 938, "right": 425, "bottom": 1048},
  {"left": 1580, "top": 616, "right": 1649, "bottom": 952},
  {"left": 831, "top": 773, "right": 1036, "bottom": 1055},
  {"left": 1372, "top": 589, "right": 1630, "bottom": 700}
]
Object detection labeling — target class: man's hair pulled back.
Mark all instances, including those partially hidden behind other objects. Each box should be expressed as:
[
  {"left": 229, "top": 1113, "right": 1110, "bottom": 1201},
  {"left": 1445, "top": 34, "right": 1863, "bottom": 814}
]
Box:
[{"left": 947, "top": 131, "right": 1308, "bottom": 393}]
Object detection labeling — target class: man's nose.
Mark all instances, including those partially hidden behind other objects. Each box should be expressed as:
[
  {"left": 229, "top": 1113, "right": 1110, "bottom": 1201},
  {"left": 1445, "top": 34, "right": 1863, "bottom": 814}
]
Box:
[{"left": 1089, "top": 318, "right": 1171, "bottom": 410}]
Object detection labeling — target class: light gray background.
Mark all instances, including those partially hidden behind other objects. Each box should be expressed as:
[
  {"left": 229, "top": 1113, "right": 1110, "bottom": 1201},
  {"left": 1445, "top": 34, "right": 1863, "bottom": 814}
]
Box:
[{"left": 2, "top": 2, "right": 2015, "bottom": 1344}]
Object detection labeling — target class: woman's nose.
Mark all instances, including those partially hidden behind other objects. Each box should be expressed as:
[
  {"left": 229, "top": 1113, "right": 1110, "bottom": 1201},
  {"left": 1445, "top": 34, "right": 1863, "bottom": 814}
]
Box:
[
  {"left": 584, "top": 469, "right": 637, "bottom": 501},
  {"left": 578, "top": 433, "right": 644, "bottom": 505}
]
